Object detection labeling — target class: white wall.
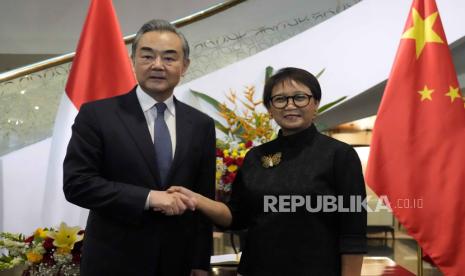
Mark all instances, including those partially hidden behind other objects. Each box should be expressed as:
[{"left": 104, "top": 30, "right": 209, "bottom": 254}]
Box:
[{"left": 0, "top": 139, "right": 50, "bottom": 232}]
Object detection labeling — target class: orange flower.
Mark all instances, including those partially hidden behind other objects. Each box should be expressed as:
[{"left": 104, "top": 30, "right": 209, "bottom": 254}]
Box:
[{"left": 26, "top": 251, "right": 43, "bottom": 263}]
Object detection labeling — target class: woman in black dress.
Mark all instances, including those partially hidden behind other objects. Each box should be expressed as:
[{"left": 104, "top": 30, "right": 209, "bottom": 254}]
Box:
[{"left": 170, "top": 67, "right": 367, "bottom": 276}]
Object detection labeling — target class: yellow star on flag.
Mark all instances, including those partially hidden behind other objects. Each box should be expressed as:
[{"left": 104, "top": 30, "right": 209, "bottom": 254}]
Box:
[
  {"left": 418, "top": 85, "right": 434, "bottom": 101},
  {"left": 445, "top": 86, "right": 461, "bottom": 102},
  {"left": 402, "top": 8, "right": 444, "bottom": 58}
]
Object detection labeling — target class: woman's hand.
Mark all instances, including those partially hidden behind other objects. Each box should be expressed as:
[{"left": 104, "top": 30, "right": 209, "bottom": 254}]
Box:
[
  {"left": 149, "top": 190, "right": 196, "bottom": 215},
  {"left": 168, "top": 185, "right": 233, "bottom": 227},
  {"left": 167, "top": 186, "right": 199, "bottom": 209}
]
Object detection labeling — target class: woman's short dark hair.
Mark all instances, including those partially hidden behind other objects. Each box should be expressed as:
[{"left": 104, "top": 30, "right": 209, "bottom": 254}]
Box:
[{"left": 263, "top": 67, "right": 321, "bottom": 108}]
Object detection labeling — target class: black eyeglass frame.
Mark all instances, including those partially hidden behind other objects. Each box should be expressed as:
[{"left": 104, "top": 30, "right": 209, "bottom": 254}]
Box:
[{"left": 270, "top": 93, "right": 314, "bottom": 109}]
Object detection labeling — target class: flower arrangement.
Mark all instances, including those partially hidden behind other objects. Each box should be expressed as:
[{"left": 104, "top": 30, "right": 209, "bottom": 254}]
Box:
[
  {"left": 216, "top": 86, "right": 275, "bottom": 144},
  {"left": 0, "top": 223, "right": 84, "bottom": 275},
  {"left": 192, "top": 84, "right": 277, "bottom": 202},
  {"left": 215, "top": 140, "right": 254, "bottom": 201}
]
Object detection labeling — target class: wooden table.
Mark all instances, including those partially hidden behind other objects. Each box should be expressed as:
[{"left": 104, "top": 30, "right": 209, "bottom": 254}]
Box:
[
  {"left": 362, "top": 257, "right": 415, "bottom": 276},
  {"left": 210, "top": 256, "right": 415, "bottom": 276}
]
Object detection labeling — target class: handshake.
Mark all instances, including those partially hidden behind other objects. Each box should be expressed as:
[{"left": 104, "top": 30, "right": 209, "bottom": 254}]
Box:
[{"left": 148, "top": 186, "right": 199, "bottom": 216}]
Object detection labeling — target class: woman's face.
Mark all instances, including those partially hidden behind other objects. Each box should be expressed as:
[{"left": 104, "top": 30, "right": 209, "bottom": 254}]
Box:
[{"left": 268, "top": 79, "right": 319, "bottom": 136}]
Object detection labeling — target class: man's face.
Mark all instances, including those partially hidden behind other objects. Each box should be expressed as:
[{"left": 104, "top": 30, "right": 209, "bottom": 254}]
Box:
[{"left": 133, "top": 31, "right": 189, "bottom": 100}]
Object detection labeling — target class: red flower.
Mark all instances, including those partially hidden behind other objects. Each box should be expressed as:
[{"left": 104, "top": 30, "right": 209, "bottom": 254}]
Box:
[
  {"left": 216, "top": 148, "right": 224, "bottom": 157},
  {"left": 236, "top": 157, "right": 244, "bottom": 167},
  {"left": 223, "top": 172, "right": 235, "bottom": 184},
  {"left": 223, "top": 171, "right": 237, "bottom": 184},
  {"left": 223, "top": 157, "right": 235, "bottom": 166},
  {"left": 229, "top": 172, "right": 237, "bottom": 182},
  {"left": 25, "top": 235, "right": 34, "bottom": 244},
  {"left": 42, "top": 252, "right": 56, "bottom": 266},
  {"left": 222, "top": 175, "right": 231, "bottom": 184},
  {"left": 72, "top": 251, "right": 81, "bottom": 264},
  {"left": 43, "top": 237, "right": 54, "bottom": 251},
  {"left": 245, "top": 141, "right": 253, "bottom": 148}
]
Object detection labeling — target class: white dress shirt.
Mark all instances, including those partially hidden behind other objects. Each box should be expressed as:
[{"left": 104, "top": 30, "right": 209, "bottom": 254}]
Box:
[
  {"left": 136, "top": 86, "right": 176, "bottom": 157},
  {"left": 136, "top": 86, "right": 177, "bottom": 209}
]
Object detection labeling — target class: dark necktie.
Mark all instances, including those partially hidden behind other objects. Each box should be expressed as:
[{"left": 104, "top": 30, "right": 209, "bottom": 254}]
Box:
[{"left": 154, "top": 103, "right": 172, "bottom": 188}]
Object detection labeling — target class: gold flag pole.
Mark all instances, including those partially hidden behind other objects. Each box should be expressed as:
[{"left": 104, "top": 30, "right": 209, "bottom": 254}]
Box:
[{"left": 417, "top": 245, "right": 424, "bottom": 276}]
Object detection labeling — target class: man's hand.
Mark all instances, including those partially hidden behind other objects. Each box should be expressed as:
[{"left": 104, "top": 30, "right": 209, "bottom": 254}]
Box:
[
  {"left": 167, "top": 186, "right": 198, "bottom": 201},
  {"left": 190, "top": 269, "right": 209, "bottom": 276},
  {"left": 149, "top": 190, "right": 195, "bottom": 215}
]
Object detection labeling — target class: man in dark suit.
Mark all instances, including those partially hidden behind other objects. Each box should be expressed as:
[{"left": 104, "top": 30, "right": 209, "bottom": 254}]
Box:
[{"left": 63, "top": 19, "right": 215, "bottom": 276}]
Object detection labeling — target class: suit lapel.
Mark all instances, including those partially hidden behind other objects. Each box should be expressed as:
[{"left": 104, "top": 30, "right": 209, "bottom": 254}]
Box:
[
  {"left": 166, "top": 98, "right": 193, "bottom": 183},
  {"left": 116, "top": 89, "right": 161, "bottom": 186}
]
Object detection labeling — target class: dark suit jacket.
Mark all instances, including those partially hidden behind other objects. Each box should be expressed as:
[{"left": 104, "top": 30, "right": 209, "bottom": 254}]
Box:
[{"left": 63, "top": 87, "right": 216, "bottom": 276}]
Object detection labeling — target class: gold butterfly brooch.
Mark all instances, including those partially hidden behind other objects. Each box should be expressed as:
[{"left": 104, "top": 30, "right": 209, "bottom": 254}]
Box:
[{"left": 261, "top": 152, "right": 282, "bottom": 168}]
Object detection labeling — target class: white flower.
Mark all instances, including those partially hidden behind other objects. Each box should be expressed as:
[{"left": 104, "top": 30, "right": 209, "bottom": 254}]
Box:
[
  {"left": 11, "top": 257, "right": 24, "bottom": 265},
  {"left": 53, "top": 251, "right": 73, "bottom": 265}
]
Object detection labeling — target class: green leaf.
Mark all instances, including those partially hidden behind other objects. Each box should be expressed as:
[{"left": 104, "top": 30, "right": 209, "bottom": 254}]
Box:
[
  {"left": 214, "top": 120, "right": 229, "bottom": 135},
  {"left": 313, "top": 122, "right": 328, "bottom": 132},
  {"left": 265, "top": 66, "right": 274, "bottom": 82},
  {"left": 190, "top": 90, "right": 233, "bottom": 135},
  {"left": 317, "top": 96, "right": 347, "bottom": 114},
  {"left": 190, "top": 89, "right": 235, "bottom": 114},
  {"left": 269, "top": 131, "right": 278, "bottom": 141},
  {"left": 190, "top": 90, "right": 222, "bottom": 110},
  {"left": 216, "top": 139, "right": 229, "bottom": 149},
  {"left": 315, "top": 68, "right": 326, "bottom": 79},
  {"left": 231, "top": 125, "right": 246, "bottom": 141}
]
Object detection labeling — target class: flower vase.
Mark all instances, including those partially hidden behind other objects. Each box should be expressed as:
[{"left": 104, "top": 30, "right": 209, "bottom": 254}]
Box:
[{"left": 0, "top": 265, "right": 26, "bottom": 276}]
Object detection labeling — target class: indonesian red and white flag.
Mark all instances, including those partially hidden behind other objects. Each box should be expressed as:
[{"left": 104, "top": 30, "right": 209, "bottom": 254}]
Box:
[
  {"left": 366, "top": 0, "right": 465, "bottom": 274},
  {"left": 42, "top": 0, "right": 136, "bottom": 227}
]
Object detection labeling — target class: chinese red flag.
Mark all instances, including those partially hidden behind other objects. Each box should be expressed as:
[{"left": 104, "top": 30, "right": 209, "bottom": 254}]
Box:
[
  {"left": 366, "top": 0, "right": 465, "bottom": 275},
  {"left": 42, "top": 0, "right": 136, "bottom": 228}
]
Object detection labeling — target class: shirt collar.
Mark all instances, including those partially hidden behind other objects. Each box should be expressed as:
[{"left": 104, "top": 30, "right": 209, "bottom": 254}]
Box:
[
  {"left": 136, "top": 85, "right": 176, "bottom": 116},
  {"left": 277, "top": 124, "right": 318, "bottom": 147}
]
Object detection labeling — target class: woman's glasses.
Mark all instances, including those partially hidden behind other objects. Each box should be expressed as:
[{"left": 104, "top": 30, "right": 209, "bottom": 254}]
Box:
[{"left": 270, "top": 93, "right": 314, "bottom": 109}]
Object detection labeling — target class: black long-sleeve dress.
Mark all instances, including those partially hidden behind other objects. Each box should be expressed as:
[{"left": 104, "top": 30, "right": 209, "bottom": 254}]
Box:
[{"left": 227, "top": 124, "right": 367, "bottom": 276}]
